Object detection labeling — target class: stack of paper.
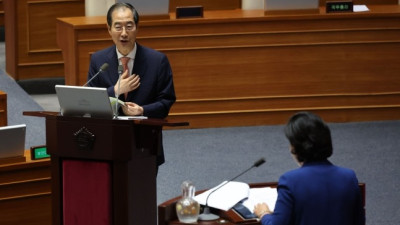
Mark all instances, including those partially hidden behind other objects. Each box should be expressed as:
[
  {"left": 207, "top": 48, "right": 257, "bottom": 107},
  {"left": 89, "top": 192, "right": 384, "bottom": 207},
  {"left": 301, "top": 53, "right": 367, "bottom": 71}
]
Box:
[{"left": 194, "top": 181, "right": 277, "bottom": 212}]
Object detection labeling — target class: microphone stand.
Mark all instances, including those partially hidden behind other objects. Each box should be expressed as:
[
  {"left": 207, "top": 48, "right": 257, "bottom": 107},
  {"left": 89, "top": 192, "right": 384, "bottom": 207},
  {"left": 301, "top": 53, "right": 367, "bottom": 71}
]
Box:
[
  {"left": 114, "top": 65, "right": 123, "bottom": 119},
  {"left": 198, "top": 158, "right": 266, "bottom": 221},
  {"left": 83, "top": 63, "right": 109, "bottom": 87}
]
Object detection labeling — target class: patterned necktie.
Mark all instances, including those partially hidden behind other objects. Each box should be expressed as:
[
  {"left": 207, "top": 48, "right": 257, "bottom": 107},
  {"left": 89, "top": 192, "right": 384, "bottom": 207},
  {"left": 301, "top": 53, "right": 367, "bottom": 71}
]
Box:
[
  {"left": 120, "top": 57, "right": 130, "bottom": 73},
  {"left": 120, "top": 57, "right": 130, "bottom": 99}
]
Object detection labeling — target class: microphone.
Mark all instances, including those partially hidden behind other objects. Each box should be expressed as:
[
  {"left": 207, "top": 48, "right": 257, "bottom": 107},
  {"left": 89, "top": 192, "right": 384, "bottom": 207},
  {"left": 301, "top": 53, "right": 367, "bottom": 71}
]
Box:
[
  {"left": 83, "top": 63, "right": 109, "bottom": 86},
  {"left": 198, "top": 157, "right": 266, "bottom": 221},
  {"left": 253, "top": 158, "right": 266, "bottom": 167},
  {"left": 114, "top": 65, "right": 124, "bottom": 118}
]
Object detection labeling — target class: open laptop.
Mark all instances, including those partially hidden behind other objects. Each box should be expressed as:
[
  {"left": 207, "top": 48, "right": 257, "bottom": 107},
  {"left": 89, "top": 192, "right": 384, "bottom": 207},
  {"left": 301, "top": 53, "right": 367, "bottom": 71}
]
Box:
[
  {"left": 0, "top": 124, "right": 26, "bottom": 159},
  {"left": 55, "top": 85, "right": 114, "bottom": 119}
]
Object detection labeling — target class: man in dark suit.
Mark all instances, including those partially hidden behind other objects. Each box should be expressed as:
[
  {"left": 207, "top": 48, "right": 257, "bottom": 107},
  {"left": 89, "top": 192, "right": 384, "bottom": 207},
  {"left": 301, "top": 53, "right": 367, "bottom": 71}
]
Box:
[
  {"left": 87, "top": 2, "right": 176, "bottom": 166},
  {"left": 254, "top": 112, "right": 365, "bottom": 225}
]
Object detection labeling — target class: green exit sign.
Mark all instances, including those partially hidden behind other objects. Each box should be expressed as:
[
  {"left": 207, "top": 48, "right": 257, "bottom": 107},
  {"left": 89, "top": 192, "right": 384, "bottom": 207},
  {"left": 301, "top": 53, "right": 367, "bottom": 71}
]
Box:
[
  {"left": 326, "top": 1, "right": 353, "bottom": 13},
  {"left": 31, "top": 146, "right": 50, "bottom": 160}
]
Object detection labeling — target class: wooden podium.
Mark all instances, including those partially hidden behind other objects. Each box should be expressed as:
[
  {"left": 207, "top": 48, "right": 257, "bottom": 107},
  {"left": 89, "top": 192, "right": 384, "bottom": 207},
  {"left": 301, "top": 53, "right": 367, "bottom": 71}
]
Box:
[
  {"left": 158, "top": 182, "right": 366, "bottom": 225},
  {"left": 158, "top": 183, "right": 278, "bottom": 225},
  {"left": 24, "top": 111, "right": 188, "bottom": 225}
]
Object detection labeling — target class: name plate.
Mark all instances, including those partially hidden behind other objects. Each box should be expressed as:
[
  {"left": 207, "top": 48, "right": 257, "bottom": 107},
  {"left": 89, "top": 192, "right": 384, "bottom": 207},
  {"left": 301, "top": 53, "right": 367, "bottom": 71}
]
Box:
[
  {"left": 176, "top": 6, "right": 204, "bottom": 19},
  {"left": 326, "top": 1, "right": 353, "bottom": 13},
  {"left": 31, "top": 145, "right": 50, "bottom": 160}
]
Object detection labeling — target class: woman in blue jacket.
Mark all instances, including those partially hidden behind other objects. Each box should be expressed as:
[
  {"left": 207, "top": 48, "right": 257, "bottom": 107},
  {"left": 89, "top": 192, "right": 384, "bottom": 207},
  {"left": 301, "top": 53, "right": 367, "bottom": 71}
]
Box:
[{"left": 254, "top": 112, "right": 365, "bottom": 225}]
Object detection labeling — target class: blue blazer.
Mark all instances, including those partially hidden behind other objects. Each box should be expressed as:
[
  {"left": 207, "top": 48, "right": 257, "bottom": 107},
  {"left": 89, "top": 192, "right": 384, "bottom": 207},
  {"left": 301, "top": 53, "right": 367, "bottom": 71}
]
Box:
[
  {"left": 261, "top": 160, "right": 365, "bottom": 225},
  {"left": 87, "top": 44, "right": 176, "bottom": 119}
]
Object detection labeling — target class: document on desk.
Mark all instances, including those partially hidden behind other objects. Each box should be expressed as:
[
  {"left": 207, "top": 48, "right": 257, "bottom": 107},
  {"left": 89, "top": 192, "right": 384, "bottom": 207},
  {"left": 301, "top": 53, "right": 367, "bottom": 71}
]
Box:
[
  {"left": 116, "top": 116, "right": 148, "bottom": 120},
  {"left": 242, "top": 187, "right": 278, "bottom": 212},
  {"left": 194, "top": 181, "right": 249, "bottom": 211},
  {"left": 194, "top": 181, "right": 278, "bottom": 212},
  {"left": 353, "top": 5, "right": 369, "bottom": 12}
]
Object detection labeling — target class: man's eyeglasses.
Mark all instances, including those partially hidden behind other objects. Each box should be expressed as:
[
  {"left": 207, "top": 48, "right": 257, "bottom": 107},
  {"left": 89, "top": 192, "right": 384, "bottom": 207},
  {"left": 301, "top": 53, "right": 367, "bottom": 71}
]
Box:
[{"left": 113, "top": 23, "right": 135, "bottom": 32}]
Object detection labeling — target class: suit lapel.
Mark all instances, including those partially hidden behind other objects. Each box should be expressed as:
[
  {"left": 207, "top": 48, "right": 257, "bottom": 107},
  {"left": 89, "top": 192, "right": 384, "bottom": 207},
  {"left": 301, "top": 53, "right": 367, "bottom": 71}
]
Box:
[
  {"left": 133, "top": 44, "right": 147, "bottom": 78},
  {"left": 105, "top": 46, "right": 119, "bottom": 84}
]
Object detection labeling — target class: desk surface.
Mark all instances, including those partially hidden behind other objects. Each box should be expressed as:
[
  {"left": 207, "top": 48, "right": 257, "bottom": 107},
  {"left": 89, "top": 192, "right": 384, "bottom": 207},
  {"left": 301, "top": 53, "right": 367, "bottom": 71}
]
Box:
[{"left": 58, "top": 5, "right": 400, "bottom": 26}]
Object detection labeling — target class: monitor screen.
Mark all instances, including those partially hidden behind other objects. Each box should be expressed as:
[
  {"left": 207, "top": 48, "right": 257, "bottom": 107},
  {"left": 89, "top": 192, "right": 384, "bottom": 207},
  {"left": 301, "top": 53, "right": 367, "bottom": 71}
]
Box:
[{"left": 55, "top": 85, "right": 114, "bottom": 119}]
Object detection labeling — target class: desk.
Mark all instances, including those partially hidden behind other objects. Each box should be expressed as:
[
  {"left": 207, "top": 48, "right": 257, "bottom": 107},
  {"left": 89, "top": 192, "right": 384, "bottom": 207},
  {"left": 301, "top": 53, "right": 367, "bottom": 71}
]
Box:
[
  {"left": 57, "top": 5, "right": 400, "bottom": 128},
  {"left": 158, "top": 182, "right": 366, "bottom": 225},
  {"left": 0, "top": 150, "right": 51, "bottom": 225}
]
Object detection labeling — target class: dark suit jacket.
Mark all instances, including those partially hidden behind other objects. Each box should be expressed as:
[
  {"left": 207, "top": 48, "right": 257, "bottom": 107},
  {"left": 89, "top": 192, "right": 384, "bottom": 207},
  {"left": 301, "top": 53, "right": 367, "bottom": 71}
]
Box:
[
  {"left": 87, "top": 44, "right": 176, "bottom": 165},
  {"left": 261, "top": 160, "right": 365, "bottom": 225},
  {"left": 87, "top": 44, "right": 176, "bottom": 119}
]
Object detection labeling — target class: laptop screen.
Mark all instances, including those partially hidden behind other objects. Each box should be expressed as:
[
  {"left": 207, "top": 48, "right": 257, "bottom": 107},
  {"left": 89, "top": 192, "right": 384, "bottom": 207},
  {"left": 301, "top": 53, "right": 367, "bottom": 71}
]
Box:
[
  {"left": 0, "top": 124, "right": 26, "bottom": 159},
  {"left": 55, "top": 85, "right": 114, "bottom": 119}
]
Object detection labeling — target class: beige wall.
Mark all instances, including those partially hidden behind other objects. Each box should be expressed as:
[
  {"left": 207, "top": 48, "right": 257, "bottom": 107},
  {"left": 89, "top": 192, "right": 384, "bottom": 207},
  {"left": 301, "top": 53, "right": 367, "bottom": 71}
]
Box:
[{"left": 85, "top": 0, "right": 114, "bottom": 16}]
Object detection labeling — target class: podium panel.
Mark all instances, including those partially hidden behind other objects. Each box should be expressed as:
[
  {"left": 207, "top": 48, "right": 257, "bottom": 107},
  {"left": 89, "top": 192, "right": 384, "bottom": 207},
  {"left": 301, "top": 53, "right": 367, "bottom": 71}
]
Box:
[
  {"left": 62, "top": 160, "right": 111, "bottom": 225},
  {"left": 22, "top": 111, "right": 188, "bottom": 225},
  {"left": 46, "top": 115, "right": 160, "bottom": 225}
]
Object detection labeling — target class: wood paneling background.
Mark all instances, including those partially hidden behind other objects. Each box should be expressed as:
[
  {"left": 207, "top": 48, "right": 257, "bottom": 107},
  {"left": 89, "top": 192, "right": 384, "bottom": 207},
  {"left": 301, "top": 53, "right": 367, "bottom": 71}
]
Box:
[
  {"left": 3, "top": 0, "right": 399, "bottom": 81},
  {"left": 4, "top": 0, "right": 85, "bottom": 80},
  {"left": 3, "top": 1, "right": 400, "bottom": 128},
  {"left": 0, "top": 152, "right": 51, "bottom": 225},
  {"left": 57, "top": 6, "right": 400, "bottom": 128}
]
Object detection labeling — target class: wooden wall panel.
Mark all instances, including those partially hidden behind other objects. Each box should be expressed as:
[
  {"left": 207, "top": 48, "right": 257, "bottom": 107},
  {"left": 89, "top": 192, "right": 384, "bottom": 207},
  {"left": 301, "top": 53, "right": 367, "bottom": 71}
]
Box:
[
  {"left": 3, "top": 0, "right": 399, "bottom": 81},
  {"left": 27, "top": 3, "right": 71, "bottom": 52},
  {"left": 4, "top": 0, "right": 85, "bottom": 80},
  {"left": 77, "top": 40, "right": 113, "bottom": 84},
  {"left": 0, "top": 151, "right": 51, "bottom": 225},
  {"left": 166, "top": 43, "right": 400, "bottom": 99},
  {"left": 57, "top": 5, "right": 400, "bottom": 128},
  {"left": 0, "top": 195, "right": 51, "bottom": 225}
]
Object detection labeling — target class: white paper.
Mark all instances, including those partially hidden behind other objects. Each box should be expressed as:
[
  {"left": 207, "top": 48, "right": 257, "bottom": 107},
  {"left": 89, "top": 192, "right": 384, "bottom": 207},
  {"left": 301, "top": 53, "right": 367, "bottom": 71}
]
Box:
[
  {"left": 109, "top": 97, "right": 125, "bottom": 106},
  {"left": 116, "top": 116, "right": 148, "bottom": 120},
  {"left": 353, "top": 5, "right": 369, "bottom": 12},
  {"left": 194, "top": 181, "right": 250, "bottom": 211},
  {"left": 242, "top": 187, "right": 278, "bottom": 212}
]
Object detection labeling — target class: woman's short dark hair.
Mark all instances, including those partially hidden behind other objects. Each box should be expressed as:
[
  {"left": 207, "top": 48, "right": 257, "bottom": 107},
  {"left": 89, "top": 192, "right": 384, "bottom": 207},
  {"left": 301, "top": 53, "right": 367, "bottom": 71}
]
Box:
[
  {"left": 284, "top": 112, "right": 333, "bottom": 163},
  {"left": 107, "top": 2, "right": 139, "bottom": 27}
]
